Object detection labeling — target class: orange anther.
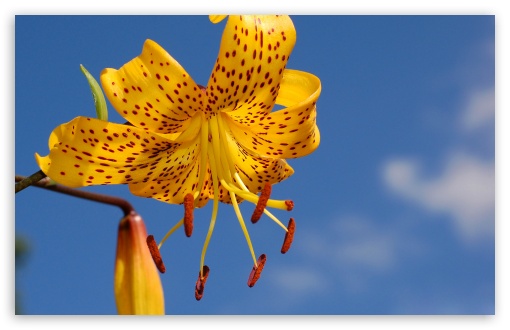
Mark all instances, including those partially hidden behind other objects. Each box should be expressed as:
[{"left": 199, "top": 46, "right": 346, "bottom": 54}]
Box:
[
  {"left": 251, "top": 182, "right": 272, "bottom": 223},
  {"left": 247, "top": 254, "right": 267, "bottom": 287},
  {"left": 281, "top": 218, "right": 295, "bottom": 254},
  {"left": 184, "top": 193, "right": 194, "bottom": 237},
  {"left": 285, "top": 200, "right": 294, "bottom": 211},
  {"left": 195, "top": 265, "right": 210, "bottom": 301},
  {"left": 146, "top": 235, "right": 166, "bottom": 273}
]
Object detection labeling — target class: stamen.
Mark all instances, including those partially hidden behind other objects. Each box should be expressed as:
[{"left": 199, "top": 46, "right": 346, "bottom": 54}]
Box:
[
  {"left": 216, "top": 113, "right": 238, "bottom": 177},
  {"left": 262, "top": 208, "right": 288, "bottom": 231},
  {"left": 247, "top": 254, "right": 267, "bottom": 287},
  {"left": 219, "top": 178, "right": 291, "bottom": 211},
  {"left": 281, "top": 218, "right": 295, "bottom": 254},
  {"left": 192, "top": 116, "right": 210, "bottom": 202},
  {"left": 230, "top": 191, "right": 258, "bottom": 265},
  {"left": 285, "top": 200, "right": 294, "bottom": 211},
  {"left": 146, "top": 235, "right": 166, "bottom": 273},
  {"left": 195, "top": 265, "right": 210, "bottom": 301},
  {"left": 158, "top": 218, "right": 183, "bottom": 249},
  {"left": 183, "top": 193, "right": 194, "bottom": 237},
  {"left": 200, "top": 148, "right": 221, "bottom": 277},
  {"left": 251, "top": 182, "right": 272, "bottom": 223}
]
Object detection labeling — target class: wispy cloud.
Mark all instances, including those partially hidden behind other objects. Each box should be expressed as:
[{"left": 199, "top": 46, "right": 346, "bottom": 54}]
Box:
[
  {"left": 262, "top": 216, "right": 400, "bottom": 310},
  {"left": 328, "top": 216, "right": 399, "bottom": 272},
  {"left": 382, "top": 152, "right": 494, "bottom": 242},
  {"left": 381, "top": 39, "right": 494, "bottom": 244},
  {"left": 290, "top": 215, "right": 422, "bottom": 295},
  {"left": 299, "top": 216, "right": 398, "bottom": 271},
  {"left": 460, "top": 87, "right": 495, "bottom": 132},
  {"left": 269, "top": 266, "right": 328, "bottom": 295}
]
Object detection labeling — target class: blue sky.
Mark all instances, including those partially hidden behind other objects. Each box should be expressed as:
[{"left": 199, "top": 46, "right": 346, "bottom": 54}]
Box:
[{"left": 14, "top": 14, "right": 495, "bottom": 316}]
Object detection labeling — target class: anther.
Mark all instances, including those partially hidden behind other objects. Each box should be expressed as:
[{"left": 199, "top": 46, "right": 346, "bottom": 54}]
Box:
[
  {"left": 251, "top": 182, "right": 272, "bottom": 223},
  {"left": 184, "top": 193, "right": 194, "bottom": 237},
  {"left": 247, "top": 254, "right": 267, "bottom": 287},
  {"left": 195, "top": 265, "right": 210, "bottom": 301},
  {"left": 285, "top": 200, "right": 294, "bottom": 211},
  {"left": 146, "top": 235, "right": 166, "bottom": 273},
  {"left": 281, "top": 218, "right": 295, "bottom": 254}
]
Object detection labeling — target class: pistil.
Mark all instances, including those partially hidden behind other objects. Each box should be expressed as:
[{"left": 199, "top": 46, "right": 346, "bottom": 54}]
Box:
[
  {"left": 198, "top": 147, "right": 220, "bottom": 277},
  {"left": 209, "top": 115, "right": 258, "bottom": 266},
  {"left": 195, "top": 265, "right": 210, "bottom": 301}
]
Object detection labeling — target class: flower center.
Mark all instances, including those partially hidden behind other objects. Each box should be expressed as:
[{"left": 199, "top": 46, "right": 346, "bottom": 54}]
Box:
[
  {"left": 202, "top": 112, "right": 292, "bottom": 268},
  {"left": 149, "top": 93, "right": 296, "bottom": 300}
]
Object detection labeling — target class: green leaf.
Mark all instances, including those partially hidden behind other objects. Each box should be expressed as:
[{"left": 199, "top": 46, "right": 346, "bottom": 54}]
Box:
[{"left": 80, "top": 64, "right": 108, "bottom": 121}]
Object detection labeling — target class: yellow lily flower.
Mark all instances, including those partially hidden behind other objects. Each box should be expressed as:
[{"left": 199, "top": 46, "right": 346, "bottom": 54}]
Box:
[
  {"left": 115, "top": 212, "right": 165, "bottom": 314},
  {"left": 36, "top": 15, "right": 321, "bottom": 299}
]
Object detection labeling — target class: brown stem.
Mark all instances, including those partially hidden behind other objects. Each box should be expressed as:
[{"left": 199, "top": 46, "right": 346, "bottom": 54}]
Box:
[
  {"left": 15, "top": 170, "right": 47, "bottom": 194},
  {"left": 15, "top": 174, "right": 134, "bottom": 216}
]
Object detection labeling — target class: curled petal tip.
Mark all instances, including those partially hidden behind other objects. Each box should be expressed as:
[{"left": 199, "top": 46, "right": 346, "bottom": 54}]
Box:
[
  {"left": 195, "top": 265, "right": 210, "bottom": 301},
  {"left": 247, "top": 254, "right": 267, "bottom": 287},
  {"left": 281, "top": 218, "right": 295, "bottom": 254},
  {"left": 209, "top": 15, "right": 228, "bottom": 24},
  {"left": 146, "top": 235, "right": 166, "bottom": 273}
]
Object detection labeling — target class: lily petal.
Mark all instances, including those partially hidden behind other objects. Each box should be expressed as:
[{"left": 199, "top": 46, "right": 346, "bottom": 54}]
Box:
[
  {"left": 225, "top": 125, "right": 294, "bottom": 193},
  {"left": 206, "top": 15, "right": 296, "bottom": 117},
  {"left": 225, "top": 69, "right": 321, "bottom": 159},
  {"left": 101, "top": 39, "right": 204, "bottom": 134},
  {"left": 135, "top": 162, "right": 239, "bottom": 206},
  {"left": 35, "top": 116, "right": 201, "bottom": 195},
  {"left": 127, "top": 151, "right": 204, "bottom": 206}
]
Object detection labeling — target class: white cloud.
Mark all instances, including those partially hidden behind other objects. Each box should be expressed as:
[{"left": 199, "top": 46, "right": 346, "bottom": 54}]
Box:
[
  {"left": 299, "top": 216, "right": 399, "bottom": 273},
  {"left": 381, "top": 41, "right": 495, "bottom": 244},
  {"left": 293, "top": 215, "right": 419, "bottom": 294},
  {"left": 269, "top": 266, "right": 327, "bottom": 295},
  {"left": 382, "top": 152, "right": 494, "bottom": 242},
  {"left": 328, "top": 217, "right": 398, "bottom": 271},
  {"left": 460, "top": 87, "right": 495, "bottom": 132}
]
